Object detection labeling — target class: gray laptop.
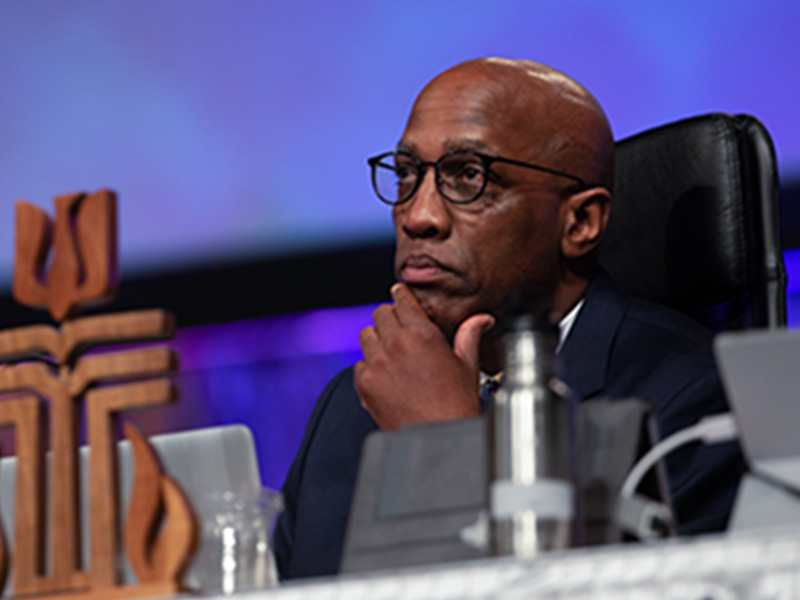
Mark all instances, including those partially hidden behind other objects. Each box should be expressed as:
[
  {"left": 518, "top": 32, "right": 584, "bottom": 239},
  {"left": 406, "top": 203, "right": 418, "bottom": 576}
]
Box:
[
  {"left": 0, "top": 424, "right": 262, "bottom": 594},
  {"left": 715, "top": 329, "right": 800, "bottom": 485},
  {"left": 714, "top": 329, "right": 800, "bottom": 531}
]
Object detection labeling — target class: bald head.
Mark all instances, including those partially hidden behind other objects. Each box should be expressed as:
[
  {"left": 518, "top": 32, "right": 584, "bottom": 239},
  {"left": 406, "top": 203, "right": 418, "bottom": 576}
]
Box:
[{"left": 409, "top": 58, "right": 614, "bottom": 190}]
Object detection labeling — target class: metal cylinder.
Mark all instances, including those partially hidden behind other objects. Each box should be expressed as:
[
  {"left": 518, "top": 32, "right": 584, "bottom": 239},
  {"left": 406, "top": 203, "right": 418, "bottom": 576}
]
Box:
[{"left": 488, "top": 311, "right": 576, "bottom": 558}]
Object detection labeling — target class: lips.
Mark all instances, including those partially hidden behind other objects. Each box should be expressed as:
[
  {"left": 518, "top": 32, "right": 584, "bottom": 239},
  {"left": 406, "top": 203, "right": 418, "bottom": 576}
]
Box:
[{"left": 398, "top": 254, "right": 454, "bottom": 285}]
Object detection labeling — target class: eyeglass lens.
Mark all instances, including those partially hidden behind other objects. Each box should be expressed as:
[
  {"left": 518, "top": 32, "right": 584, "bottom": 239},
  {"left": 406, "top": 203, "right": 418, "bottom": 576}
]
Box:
[{"left": 373, "top": 151, "right": 487, "bottom": 205}]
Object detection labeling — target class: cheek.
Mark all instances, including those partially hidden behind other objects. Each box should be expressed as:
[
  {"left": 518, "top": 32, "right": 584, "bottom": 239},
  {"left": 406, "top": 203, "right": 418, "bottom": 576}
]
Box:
[{"left": 479, "top": 208, "right": 562, "bottom": 292}]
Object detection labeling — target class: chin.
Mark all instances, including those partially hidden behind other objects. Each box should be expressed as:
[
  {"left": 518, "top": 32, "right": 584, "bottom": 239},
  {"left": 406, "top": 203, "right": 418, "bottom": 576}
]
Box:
[{"left": 413, "top": 291, "right": 465, "bottom": 338}]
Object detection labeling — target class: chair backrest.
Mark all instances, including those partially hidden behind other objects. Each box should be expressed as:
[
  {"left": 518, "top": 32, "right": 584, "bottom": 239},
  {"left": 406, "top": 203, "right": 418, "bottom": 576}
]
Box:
[{"left": 597, "top": 113, "right": 787, "bottom": 331}]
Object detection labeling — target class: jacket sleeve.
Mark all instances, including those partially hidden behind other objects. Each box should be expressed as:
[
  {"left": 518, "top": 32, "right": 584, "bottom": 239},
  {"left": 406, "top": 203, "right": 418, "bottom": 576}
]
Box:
[{"left": 272, "top": 368, "right": 354, "bottom": 579}]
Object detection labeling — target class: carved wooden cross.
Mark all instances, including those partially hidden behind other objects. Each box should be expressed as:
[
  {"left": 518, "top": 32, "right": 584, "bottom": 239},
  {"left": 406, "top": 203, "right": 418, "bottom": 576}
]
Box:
[{"left": 0, "top": 191, "right": 198, "bottom": 600}]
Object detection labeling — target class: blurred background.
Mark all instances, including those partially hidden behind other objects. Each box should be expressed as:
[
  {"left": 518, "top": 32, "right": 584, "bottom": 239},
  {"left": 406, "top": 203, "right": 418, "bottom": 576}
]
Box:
[{"left": 0, "top": 0, "right": 798, "bottom": 488}]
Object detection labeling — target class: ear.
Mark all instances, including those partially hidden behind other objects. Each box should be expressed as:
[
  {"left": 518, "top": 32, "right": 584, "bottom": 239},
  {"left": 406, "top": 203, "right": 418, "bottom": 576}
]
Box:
[{"left": 561, "top": 187, "right": 612, "bottom": 259}]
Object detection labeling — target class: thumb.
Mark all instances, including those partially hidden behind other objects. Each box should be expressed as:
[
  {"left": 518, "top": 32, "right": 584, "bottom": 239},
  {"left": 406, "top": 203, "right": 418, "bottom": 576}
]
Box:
[{"left": 453, "top": 313, "right": 495, "bottom": 372}]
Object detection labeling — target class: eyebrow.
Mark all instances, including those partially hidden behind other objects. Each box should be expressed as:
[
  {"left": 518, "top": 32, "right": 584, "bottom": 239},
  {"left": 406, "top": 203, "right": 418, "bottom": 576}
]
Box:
[
  {"left": 443, "top": 138, "right": 495, "bottom": 153},
  {"left": 396, "top": 137, "right": 498, "bottom": 156}
]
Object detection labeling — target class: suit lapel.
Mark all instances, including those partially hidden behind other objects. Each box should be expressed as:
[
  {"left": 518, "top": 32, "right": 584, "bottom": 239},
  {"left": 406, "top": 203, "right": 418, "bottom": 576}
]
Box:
[{"left": 559, "top": 270, "right": 632, "bottom": 400}]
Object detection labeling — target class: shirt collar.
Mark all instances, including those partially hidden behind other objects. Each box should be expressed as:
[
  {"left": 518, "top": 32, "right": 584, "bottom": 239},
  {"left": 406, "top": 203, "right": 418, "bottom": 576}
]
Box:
[{"left": 557, "top": 298, "right": 584, "bottom": 353}]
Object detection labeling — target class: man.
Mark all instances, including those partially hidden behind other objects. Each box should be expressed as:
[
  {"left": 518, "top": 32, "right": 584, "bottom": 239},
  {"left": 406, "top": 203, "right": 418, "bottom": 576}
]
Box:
[{"left": 273, "top": 58, "right": 744, "bottom": 579}]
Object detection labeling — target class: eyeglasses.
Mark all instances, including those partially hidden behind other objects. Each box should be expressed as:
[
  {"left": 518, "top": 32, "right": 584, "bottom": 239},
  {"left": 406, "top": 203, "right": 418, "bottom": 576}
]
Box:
[{"left": 367, "top": 149, "right": 588, "bottom": 206}]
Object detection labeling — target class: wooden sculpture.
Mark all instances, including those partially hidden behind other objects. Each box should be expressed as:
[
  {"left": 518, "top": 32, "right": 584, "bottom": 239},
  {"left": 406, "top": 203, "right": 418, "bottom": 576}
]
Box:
[{"left": 0, "top": 190, "right": 198, "bottom": 599}]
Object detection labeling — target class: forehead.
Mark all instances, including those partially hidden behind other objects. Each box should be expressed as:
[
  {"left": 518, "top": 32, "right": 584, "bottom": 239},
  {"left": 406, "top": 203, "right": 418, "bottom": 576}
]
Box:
[{"left": 399, "top": 72, "right": 538, "bottom": 159}]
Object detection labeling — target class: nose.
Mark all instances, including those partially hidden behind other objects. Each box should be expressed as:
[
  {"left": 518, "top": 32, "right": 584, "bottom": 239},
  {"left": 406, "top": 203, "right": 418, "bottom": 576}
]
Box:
[{"left": 393, "top": 167, "right": 452, "bottom": 240}]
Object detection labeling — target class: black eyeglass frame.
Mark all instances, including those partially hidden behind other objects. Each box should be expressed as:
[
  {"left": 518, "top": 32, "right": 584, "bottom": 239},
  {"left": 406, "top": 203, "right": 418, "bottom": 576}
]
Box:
[{"left": 367, "top": 149, "right": 589, "bottom": 206}]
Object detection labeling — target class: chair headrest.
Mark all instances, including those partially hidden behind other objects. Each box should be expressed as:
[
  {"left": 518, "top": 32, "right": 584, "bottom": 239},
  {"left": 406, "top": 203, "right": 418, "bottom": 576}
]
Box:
[{"left": 597, "top": 113, "right": 782, "bottom": 328}]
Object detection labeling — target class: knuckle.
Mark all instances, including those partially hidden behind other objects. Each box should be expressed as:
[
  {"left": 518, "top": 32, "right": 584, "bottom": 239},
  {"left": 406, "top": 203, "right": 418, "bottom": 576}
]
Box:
[
  {"left": 358, "top": 327, "right": 373, "bottom": 345},
  {"left": 416, "top": 324, "right": 438, "bottom": 342},
  {"left": 370, "top": 351, "right": 391, "bottom": 371},
  {"left": 383, "top": 331, "right": 406, "bottom": 354},
  {"left": 372, "top": 304, "right": 392, "bottom": 321},
  {"left": 354, "top": 358, "right": 381, "bottom": 387},
  {"left": 353, "top": 363, "right": 369, "bottom": 391},
  {"left": 405, "top": 323, "right": 438, "bottom": 347}
]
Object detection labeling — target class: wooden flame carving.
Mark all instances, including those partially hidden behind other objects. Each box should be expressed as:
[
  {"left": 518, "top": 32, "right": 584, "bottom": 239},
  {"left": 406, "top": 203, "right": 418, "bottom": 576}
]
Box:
[
  {"left": 14, "top": 191, "right": 118, "bottom": 322},
  {"left": 124, "top": 424, "right": 198, "bottom": 586},
  {"left": 0, "top": 191, "right": 198, "bottom": 600}
]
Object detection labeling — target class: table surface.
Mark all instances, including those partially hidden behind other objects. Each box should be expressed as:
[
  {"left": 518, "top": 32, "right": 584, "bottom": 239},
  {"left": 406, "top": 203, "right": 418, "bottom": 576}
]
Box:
[{"left": 199, "top": 525, "right": 800, "bottom": 599}]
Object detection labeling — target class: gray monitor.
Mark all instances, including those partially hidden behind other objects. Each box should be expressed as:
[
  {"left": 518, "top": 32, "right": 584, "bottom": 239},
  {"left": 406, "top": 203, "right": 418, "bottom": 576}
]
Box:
[{"left": 341, "top": 399, "right": 661, "bottom": 574}]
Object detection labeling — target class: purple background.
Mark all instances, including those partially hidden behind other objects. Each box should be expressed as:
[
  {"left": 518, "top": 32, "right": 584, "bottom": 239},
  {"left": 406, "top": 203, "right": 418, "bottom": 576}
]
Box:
[{"left": 0, "top": 1, "right": 798, "bottom": 280}]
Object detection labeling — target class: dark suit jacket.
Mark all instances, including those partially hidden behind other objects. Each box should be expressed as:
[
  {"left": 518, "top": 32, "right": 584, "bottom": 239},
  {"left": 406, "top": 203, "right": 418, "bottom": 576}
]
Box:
[{"left": 273, "top": 271, "right": 745, "bottom": 579}]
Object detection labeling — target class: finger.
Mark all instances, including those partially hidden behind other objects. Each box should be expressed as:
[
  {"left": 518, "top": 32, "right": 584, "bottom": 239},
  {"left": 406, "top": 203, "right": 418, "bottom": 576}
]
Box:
[
  {"left": 353, "top": 359, "right": 366, "bottom": 384},
  {"left": 371, "top": 303, "right": 400, "bottom": 339},
  {"left": 453, "top": 313, "right": 495, "bottom": 373},
  {"left": 353, "top": 360, "right": 378, "bottom": 418},
  {"left": 359, "top": 326, "right": 381, "bottom": 360},
  {"left": 391, "top": 283, "right": 433, "bottom": 328}
]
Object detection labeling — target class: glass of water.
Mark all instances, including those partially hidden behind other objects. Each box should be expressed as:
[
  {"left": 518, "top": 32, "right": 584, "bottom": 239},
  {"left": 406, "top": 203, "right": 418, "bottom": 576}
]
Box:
[{"left": 190, "top": 486, "right": 283, "bottom": 595}]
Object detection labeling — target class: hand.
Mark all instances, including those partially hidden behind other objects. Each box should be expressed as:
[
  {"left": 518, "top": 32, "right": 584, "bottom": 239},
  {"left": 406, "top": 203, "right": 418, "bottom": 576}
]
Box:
[{"left": 354, "top": 283, "right": 495, "bottom": 430}]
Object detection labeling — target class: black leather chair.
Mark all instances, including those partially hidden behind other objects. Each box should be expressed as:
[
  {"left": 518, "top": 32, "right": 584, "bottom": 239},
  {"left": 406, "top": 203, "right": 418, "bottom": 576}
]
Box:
[{"left": 597, "top": 113, "right": 787, "bottom": 331}]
